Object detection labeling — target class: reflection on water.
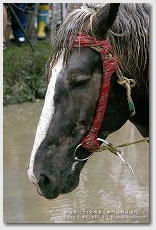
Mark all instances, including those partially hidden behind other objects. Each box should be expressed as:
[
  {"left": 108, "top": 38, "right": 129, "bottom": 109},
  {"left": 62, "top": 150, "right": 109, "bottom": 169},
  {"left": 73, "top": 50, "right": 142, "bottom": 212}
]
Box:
[{"left": 3, "top": 101, "right": 149, "bottom": 223}]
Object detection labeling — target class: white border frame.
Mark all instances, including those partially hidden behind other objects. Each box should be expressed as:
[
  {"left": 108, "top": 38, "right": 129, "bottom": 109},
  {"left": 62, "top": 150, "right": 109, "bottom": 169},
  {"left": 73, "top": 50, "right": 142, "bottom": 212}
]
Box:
[{"left": 1, "top": 1, "right": 155, "bottom": 229}]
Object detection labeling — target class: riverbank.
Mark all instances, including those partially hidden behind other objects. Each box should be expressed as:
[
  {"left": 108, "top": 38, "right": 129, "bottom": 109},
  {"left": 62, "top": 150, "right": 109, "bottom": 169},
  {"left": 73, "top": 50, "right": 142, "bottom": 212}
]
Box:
[{"left": 3, "top": 40, "right": 51, "bottom": 105}]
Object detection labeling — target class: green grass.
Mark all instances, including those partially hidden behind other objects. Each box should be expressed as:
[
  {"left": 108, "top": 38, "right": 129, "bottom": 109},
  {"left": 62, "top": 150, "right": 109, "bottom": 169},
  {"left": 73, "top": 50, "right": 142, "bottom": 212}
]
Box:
[{"left": 3, "top": 40, "right": 51, "bottom": 105}]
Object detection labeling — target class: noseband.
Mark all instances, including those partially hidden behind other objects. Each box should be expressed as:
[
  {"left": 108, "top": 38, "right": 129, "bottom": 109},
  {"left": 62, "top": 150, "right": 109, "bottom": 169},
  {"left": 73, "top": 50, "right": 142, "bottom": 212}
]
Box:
[{"left": 73, "top": 33, "right": 135, "bottom": 157}]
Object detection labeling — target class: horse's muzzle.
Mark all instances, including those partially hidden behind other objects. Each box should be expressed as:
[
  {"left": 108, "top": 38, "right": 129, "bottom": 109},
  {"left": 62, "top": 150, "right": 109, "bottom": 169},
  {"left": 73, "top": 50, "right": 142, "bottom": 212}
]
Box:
[{"left": 38, "top": 173, "right": 60, "bottom": 199}]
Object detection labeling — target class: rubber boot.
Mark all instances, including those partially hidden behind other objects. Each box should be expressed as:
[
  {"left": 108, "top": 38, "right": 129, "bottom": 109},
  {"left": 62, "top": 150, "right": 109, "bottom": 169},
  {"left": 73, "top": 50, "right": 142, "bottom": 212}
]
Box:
[{"left": 37, "top": 4, "right": 49, "bottom": 40}]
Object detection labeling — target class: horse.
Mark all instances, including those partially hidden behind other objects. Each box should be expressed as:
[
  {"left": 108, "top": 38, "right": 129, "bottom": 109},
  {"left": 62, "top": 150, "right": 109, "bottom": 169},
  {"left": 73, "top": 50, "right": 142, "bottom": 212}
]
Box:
[{"left": 28, "top": 3, "right": 149, "bottom": 199}]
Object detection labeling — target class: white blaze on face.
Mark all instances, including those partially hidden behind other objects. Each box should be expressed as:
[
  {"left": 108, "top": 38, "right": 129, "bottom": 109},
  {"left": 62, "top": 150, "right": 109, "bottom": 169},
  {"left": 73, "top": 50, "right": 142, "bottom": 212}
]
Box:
[{"left": 28, "top": 54, "right": 64, "bottom": 184}]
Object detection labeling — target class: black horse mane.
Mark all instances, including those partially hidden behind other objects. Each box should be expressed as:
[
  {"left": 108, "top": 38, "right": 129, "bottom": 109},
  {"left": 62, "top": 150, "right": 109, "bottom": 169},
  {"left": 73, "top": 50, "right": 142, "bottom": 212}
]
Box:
[{"left": 46, "top": 3, "right": 149, "bottom": 88}]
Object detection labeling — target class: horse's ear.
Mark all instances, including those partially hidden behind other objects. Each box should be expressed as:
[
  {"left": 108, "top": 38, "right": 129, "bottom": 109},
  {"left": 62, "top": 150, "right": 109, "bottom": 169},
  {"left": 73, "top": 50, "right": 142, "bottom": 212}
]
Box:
[{"left": 92, "top": 3, "right": 120, "bottom": 39}]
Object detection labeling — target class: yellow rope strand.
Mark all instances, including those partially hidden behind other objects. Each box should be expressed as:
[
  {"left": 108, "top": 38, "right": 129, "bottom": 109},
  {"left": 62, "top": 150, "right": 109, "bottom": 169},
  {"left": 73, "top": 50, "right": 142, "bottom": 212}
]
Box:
[
  {"left": 116, "top": 68, "right": 136, "bottom": 116},
  {"left": 95, "top": 137, "right": 149, "bottom": 153}
]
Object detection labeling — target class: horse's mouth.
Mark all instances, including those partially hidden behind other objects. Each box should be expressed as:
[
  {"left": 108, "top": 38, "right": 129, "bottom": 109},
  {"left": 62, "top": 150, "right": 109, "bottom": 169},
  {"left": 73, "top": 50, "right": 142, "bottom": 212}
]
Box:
[
  {"left": 61, "top": 172, "right": 80, "bottom": 194},
  {"left": 37, "top": 180, "right": 79, "bottom": 199}
]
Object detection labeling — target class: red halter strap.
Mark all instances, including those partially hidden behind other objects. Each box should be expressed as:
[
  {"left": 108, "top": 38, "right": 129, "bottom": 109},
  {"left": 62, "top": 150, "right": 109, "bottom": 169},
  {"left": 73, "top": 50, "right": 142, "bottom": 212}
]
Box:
[{"left": 73, "top": 34, "right": 119, "bottom": 151}]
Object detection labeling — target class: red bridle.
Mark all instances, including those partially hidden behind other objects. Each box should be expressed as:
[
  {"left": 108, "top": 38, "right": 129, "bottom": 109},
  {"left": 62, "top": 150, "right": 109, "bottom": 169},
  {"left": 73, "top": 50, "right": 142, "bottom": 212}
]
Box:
[{"left": 73, "top": 33, "right": 119, "bottom": 151}]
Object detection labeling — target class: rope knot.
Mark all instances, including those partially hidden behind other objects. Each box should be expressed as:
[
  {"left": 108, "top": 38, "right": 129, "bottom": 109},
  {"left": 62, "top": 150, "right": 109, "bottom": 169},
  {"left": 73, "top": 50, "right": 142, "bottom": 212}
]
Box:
[
  {"left": 117, "top": 77, "right": 136, "bottom": 88},
  {"left": 108, "top": 143, "right": 119, "bottom": 155},
  {"left": 117, "top": 79, "right": 127, "bottom": 85},
  {"left": 104, "top": 52, "right": 113, "bottom": 60}
]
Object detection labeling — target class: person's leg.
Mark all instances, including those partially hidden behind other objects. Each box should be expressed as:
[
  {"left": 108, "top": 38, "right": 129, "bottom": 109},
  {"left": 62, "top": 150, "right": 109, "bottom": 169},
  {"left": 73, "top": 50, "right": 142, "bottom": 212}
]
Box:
[
  {"left": 3, "top": 5, "right": 7, "bottom": 48},
  {"left": 11, "top": 3, "right": 27, "bottom": 42},
  {"left": 37, "top": 3, "right": 49, "bottom": 40}
]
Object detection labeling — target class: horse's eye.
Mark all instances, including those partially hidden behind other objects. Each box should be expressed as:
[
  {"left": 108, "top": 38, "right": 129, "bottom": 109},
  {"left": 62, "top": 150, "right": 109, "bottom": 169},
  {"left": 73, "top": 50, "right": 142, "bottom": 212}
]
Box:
[
  {"left": 70, "top": 78, "right": 90, "bottom": 87},
  {"left": 68, "top": 74, "right": 91, "bottom": 88}
]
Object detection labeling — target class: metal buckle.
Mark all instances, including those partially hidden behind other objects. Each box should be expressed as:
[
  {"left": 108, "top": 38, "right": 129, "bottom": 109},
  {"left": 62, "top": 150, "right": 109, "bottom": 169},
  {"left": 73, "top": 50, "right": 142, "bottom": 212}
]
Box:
[{"left": 74, "top": 138, "right": 109, "bottom": 162}]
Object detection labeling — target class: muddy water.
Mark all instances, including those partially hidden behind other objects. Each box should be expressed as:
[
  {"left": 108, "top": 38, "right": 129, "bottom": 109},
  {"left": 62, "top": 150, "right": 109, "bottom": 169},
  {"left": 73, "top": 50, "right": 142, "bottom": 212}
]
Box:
[{"left": 3, "top": 101, "right": 149, "bottom": 223}]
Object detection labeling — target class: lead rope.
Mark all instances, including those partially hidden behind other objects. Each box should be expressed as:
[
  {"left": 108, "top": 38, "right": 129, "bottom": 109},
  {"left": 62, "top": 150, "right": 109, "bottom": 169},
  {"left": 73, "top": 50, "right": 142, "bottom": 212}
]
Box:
[
  {"left": 74, "top": 137, "right": 149, "bottom": 174},
  {"left": 95, "top": 137, "right": 149, "bottom": 174}
]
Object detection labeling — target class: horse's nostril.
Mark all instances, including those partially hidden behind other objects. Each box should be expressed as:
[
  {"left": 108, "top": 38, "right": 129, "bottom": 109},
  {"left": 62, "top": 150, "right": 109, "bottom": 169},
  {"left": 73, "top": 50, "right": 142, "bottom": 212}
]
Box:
[
  {"left": 38, "top": 173, "right": 59, "bottom": 199},
  {"left": 38, "top": 174, "right": 51, "bottom": 188}
]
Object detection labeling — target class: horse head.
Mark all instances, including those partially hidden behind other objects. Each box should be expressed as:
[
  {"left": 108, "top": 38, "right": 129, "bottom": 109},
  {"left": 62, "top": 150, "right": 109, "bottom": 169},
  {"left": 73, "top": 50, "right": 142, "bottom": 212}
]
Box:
[{"left": 28, "top": 3, "right": 149, "bottom": 199}]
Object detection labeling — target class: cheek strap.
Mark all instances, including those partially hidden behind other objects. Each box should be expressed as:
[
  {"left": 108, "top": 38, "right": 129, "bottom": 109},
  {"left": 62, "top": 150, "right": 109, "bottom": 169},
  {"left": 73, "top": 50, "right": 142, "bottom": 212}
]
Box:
[{"left": 73, "top": 33, "right": 118, "bottom": 151}]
